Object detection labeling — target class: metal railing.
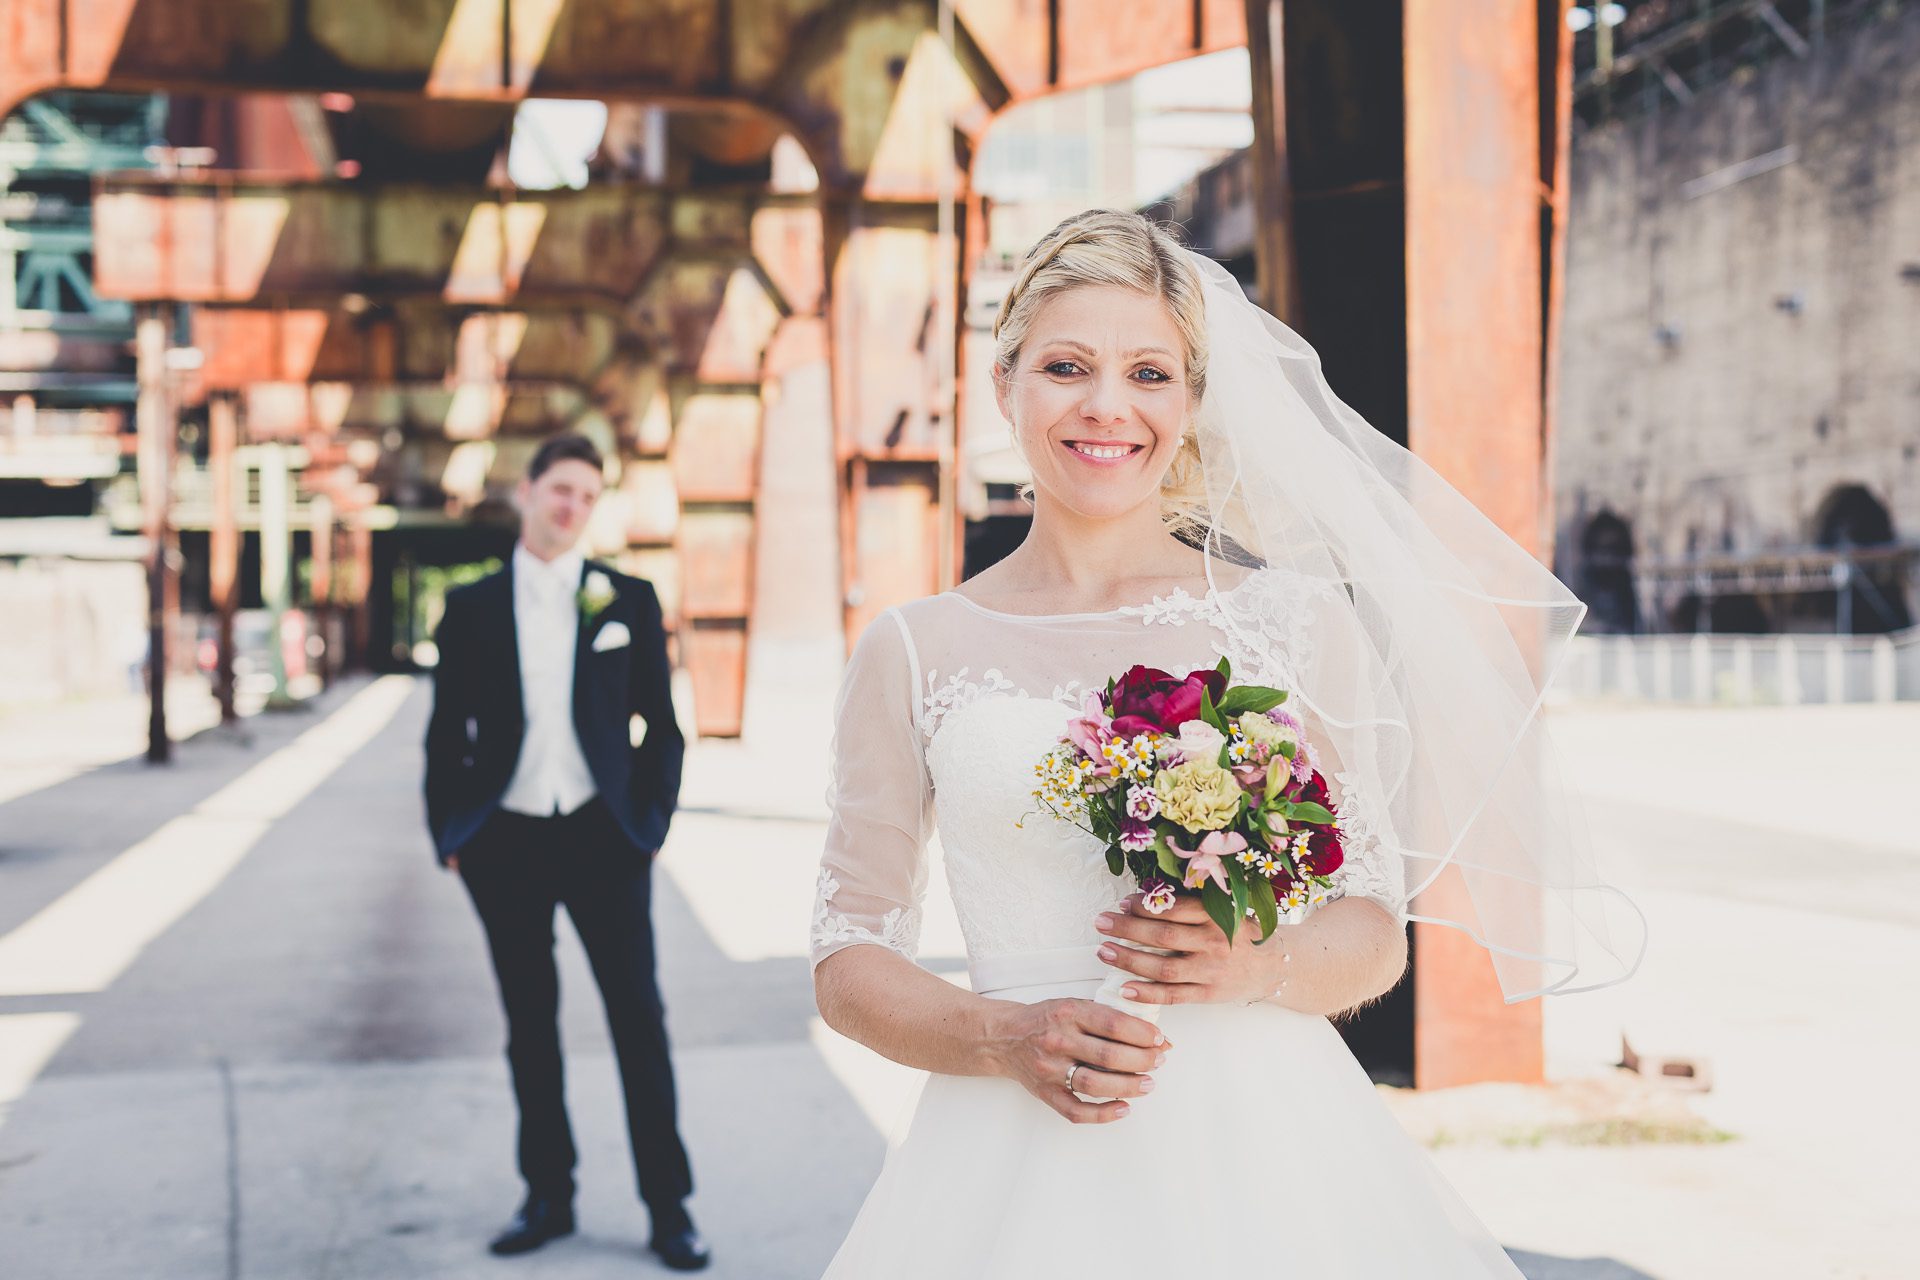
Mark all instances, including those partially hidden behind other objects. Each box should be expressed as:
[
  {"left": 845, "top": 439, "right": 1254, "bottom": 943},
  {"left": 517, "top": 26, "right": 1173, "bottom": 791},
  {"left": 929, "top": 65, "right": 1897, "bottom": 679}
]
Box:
[{"left": 1559, "top": 626, "right": 1920, "bottom": 704}]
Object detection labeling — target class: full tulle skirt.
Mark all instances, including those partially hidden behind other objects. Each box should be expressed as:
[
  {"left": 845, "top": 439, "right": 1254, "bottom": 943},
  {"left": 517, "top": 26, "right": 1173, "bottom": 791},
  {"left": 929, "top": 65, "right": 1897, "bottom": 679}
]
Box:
[{"left": 822, "top": 977, "right": 1525, "bottom": 1279}]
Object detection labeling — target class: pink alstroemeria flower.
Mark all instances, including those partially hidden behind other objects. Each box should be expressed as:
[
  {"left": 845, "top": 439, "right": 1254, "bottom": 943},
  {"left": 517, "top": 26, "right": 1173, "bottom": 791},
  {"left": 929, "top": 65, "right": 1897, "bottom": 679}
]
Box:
[
  {"left": 1065, "top": 690, "right": 1114, "bottom": 760},
  {"left": 1173, "top": 830, "right": 1246, "bottom": 895}
]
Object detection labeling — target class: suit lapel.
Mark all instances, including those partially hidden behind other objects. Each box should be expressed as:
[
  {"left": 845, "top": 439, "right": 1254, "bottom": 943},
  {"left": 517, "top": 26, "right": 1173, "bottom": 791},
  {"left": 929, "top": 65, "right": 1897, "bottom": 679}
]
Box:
[
  {"left": 572, "top": 559, "right": 606, "bottom": 734},
  {"left": 496, "top": 561, "right": 526, "bottom": 729}
]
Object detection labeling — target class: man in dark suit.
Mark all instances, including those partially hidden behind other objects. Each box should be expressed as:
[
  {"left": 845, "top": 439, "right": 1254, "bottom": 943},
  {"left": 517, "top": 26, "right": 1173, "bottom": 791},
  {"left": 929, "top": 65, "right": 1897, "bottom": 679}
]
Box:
[{"left": 425, "top": 434, "right": 708, "bottom": 1271}]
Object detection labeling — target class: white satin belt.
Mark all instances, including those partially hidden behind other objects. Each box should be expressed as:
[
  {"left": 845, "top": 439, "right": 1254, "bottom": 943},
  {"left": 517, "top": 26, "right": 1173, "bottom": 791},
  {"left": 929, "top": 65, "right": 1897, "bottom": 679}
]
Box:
[{"left": 969, "top": 946, "right": 1112, "bottom": 999}]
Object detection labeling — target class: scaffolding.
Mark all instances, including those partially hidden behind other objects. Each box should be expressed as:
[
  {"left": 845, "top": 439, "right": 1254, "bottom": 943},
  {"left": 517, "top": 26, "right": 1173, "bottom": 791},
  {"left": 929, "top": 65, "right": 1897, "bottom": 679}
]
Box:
[
  {"left": 1578, "top": 541, "right": 1920, "bottom": 635},
  {"left": 1571, "top": 0, "right": 1915, "bottom": 127}
]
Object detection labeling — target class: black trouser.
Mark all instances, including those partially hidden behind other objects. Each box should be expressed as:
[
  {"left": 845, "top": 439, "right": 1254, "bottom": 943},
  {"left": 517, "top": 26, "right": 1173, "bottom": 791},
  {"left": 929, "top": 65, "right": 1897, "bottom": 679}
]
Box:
[{"left": 459, "top": 798, "right": 693, "bottom": 1224}]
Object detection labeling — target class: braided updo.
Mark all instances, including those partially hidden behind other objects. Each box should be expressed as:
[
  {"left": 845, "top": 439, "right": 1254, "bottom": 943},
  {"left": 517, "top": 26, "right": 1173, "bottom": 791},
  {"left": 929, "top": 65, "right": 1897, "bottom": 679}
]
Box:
[{"left": 992, "top": 209, "right": 1211, "bottom": 533}]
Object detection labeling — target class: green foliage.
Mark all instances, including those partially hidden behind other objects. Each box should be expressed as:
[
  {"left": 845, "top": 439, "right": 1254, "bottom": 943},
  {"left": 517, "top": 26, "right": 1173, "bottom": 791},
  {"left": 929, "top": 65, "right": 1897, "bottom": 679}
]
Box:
[
  {"left": 1201, "top": 879, "right": 1238, "bottom": 941},
  {"left": 1198, "top": 685, "right": 1227, "bottom": 734},
  {"left": 1217, "top": 685, "right": 1288, "bottom": 717},
  {"left": 1249, "top": 874, "right": 1280, "bottom": 942},
  {"left": 1154, "top": 836, "right": 1185, "bottom": 881}
]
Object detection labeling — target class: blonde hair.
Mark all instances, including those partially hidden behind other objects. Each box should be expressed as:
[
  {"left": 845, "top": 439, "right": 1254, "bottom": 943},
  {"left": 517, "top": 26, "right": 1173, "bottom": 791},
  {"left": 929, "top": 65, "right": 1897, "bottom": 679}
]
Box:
[{"left": 993, "top": 210, "right": 1211, "bottom": 537}]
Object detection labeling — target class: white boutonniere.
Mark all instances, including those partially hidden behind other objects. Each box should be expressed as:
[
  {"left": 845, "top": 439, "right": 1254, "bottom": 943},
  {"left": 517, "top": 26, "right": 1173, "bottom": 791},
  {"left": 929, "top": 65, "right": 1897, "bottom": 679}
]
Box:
[{"left": 577, "top": 569, "right": 618, "bottom": 623}]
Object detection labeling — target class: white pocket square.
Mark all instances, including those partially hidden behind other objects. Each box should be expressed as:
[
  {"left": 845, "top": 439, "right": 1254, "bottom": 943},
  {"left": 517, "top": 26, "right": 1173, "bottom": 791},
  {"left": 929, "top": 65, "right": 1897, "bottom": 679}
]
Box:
[{"left": 591, "top": 621, "right": 631, "bottom": 652}]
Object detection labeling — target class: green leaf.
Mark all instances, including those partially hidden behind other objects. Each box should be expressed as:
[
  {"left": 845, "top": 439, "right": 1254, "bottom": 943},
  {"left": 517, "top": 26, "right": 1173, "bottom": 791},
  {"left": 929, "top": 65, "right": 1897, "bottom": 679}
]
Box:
[
  {"left": 1202, "top": 879, "right": 1238, "bottom": 942},
  {"left": 1290, "top": 801, "right": 1334, "bottom": 826},
  {"left": 1217, "top": 685, "right": 1288, "bottom": 717},
  {"left": 1215, "top": 655, "right": 1232, "bottom": 681},
  {"left": 1278, "top": 739, "right": 1296, "bottom": 760},
  {"left": 1249, "top": 874, "right": 1279, "bottom": 942},
  {"left": 1105, "top": 847, "right": 1124, "bottom": 877},
  {"left": 1154, "top": 836, "right": 1185, "bottom": 880},
  {"left": 1228, "top": 863, "right": 1251, "bottom": 929},
  {"left": 1199, "top": 686, "right": 1227, "bottom": 734}
]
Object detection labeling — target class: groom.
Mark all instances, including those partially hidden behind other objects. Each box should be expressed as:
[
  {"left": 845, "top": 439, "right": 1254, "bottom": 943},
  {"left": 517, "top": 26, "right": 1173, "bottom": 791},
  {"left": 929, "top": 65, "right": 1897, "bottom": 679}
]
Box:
[{"left": 424, "top": 434, "right": 708, "bottom": 1270}]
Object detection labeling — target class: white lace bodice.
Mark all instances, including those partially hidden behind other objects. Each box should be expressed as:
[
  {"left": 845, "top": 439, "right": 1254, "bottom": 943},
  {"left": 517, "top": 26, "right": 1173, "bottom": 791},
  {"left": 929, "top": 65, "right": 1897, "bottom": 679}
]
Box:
[{"left": 809, "top": 570, "right": 1408, "bottom": 973}]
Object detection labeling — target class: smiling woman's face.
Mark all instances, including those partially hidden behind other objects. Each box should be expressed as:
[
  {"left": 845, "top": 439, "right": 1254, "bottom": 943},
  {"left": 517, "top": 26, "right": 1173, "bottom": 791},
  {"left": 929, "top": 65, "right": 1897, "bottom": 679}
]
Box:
[{"left": 996, "top": 284, "right": 1190, "bottom": 523}]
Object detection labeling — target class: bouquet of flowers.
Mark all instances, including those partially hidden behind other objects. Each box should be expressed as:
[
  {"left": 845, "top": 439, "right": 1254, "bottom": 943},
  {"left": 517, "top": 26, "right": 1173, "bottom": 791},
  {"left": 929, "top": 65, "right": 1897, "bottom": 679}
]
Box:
[{"left": 1028, "top": 658, "right": 1346, "bottom": 945}]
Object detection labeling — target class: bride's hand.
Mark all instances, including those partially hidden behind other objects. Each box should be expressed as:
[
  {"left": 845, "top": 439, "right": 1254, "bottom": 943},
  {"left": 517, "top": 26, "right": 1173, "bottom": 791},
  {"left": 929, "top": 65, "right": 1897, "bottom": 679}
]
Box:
[
  {"left": 1095, "top": 895, "right": 1286, "bottom": 1005},
  {"left": 982, "top": 998, "right": 1167, "bottom": 1125}
]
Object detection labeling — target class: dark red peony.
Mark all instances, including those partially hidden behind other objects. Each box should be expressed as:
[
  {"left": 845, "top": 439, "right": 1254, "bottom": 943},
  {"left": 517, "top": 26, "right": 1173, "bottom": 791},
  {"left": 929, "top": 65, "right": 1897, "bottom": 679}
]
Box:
[
  {"left": 1288, "top": 770, "right": 1344, "bottom": 875},
  {"left": 1108, "top": 664, "right": 1228, "bottom": 738},
  {"left": 1300, "top": 825, "right": 1344, "bottom": 876}
]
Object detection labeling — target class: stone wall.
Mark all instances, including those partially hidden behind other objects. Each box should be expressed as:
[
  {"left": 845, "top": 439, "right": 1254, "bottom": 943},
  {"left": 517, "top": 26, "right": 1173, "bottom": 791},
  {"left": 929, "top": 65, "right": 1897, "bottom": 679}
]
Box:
[{"left": 1555, "top": 4, "right": 1920, "bottom": 633}]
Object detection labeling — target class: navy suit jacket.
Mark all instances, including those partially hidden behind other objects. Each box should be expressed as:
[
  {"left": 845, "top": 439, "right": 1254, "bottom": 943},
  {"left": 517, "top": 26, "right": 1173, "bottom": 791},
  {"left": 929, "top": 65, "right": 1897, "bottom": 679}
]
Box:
[{"left": 422, "top": 559, "right": 684, "bottom": 863}]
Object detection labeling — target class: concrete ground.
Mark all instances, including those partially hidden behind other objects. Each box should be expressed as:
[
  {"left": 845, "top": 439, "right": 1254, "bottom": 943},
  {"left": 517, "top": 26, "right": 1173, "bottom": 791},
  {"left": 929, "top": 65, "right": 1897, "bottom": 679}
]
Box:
[{"left": 0, "top": 680, "right": 1910, "bottom": 1278}]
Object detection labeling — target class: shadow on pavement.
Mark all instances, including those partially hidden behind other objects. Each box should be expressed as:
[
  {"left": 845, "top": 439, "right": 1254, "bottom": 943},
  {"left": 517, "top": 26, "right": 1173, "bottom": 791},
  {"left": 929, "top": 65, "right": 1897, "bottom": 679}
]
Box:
[{"left": 1512, "top": 1248, "right": 1662, "bottom": 1279}]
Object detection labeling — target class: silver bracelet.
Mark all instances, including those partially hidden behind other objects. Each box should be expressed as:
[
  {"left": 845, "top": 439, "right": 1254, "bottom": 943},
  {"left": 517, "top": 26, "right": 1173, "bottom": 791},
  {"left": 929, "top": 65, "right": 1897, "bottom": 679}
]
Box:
[{"left": 1247, "top": 947, "right": 1292, "bottom": 1005}]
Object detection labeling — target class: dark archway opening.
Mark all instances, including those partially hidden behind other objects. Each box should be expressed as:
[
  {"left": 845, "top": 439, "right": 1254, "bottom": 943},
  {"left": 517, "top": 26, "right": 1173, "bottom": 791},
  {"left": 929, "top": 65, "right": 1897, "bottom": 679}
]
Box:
[
  {"left": 1577, "top": 511, "right": 1638, "bottom": 634},
  {"left": 1813, "top": 485, "right": 1910, "bottom": 633}
]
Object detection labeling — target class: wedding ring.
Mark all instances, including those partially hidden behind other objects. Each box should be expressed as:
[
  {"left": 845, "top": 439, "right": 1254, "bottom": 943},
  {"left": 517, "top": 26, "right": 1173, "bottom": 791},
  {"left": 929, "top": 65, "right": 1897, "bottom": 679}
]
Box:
[{"left": 1065, "top": 1063, "right": 1083, "bottom": 1093}]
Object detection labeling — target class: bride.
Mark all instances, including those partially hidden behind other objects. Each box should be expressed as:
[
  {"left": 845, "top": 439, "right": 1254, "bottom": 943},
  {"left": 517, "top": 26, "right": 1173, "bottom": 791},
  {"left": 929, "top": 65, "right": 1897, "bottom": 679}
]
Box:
[{"left": 809, "top": 210, "right": 1641, "bottom": 1277}]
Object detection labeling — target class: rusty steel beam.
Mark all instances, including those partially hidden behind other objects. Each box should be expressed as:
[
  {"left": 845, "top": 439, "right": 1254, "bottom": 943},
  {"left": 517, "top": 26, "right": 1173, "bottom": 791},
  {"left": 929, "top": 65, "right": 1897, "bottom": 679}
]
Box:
[
  {"left": 1403, "top": 0, "right": 1555, "bottom": 1091},
  {"left": 956, "top": 0, "right": 1247, "bottom": 100},
  {"left": 0, "top": 326, "right": 127, "bottom": 374},
  {"left": 94, "top": 179, "right": 812, "bottom": 375},
  {"left": 238, "top": 379, "right": 594, "bottom": 439},
  {"left": 90, "top": 177, "right": 685, "bottom": 307},
  {"left": 188, "top": 305, "right": 635, "bottom": 392},
  {"left": 2, "top": 0, "right": 1242, "bottom": 195},
  {"left": 1540, "top": 0, "right": 1574, "bottom": 529},
  {"left": 1405, "top": 0, "right": 1582, "bottom": 1090}
]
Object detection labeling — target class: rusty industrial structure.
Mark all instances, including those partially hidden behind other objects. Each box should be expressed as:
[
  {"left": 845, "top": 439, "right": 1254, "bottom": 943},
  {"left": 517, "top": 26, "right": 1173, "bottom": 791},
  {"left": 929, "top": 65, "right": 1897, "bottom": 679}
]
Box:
[{"left": 1, "top": 0, "right": 1585, "bottom": 1090}]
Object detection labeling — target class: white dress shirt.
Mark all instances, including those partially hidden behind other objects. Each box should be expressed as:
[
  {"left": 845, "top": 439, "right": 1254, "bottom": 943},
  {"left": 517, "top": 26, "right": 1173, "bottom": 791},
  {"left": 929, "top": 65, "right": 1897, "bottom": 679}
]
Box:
[{"left": 499, "top": 543, "right": 600, "bottom": 817}]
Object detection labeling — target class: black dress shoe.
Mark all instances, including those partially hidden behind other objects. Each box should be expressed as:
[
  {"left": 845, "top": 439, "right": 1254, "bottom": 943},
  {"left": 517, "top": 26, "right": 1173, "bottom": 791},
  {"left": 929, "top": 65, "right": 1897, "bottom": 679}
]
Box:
[
  {"left": 487, "top": 1197, "right": 575, "bottom": 1256},
  {"left": 648, "top": 1224, "right": 712, "bottom": 1272}
]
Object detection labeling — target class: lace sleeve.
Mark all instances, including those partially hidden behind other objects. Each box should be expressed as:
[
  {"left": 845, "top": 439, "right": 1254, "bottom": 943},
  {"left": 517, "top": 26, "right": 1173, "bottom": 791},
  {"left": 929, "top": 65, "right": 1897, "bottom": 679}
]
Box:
[
  {"left": 811, "top": 608, "right": 935, "bottom": 968},
  {"left": 1322, "top": 766, "right": 1407, "bottom": 923},
  {"left": 1297, "top": 724, "right": 1408, "bottom": 925}
]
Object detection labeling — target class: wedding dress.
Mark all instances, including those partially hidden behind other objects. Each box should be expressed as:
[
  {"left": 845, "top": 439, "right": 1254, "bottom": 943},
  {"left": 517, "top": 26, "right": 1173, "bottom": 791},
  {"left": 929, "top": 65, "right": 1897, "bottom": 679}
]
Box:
[{"left": 811, "top": 573, "right": 1529, "bottom": 1279}]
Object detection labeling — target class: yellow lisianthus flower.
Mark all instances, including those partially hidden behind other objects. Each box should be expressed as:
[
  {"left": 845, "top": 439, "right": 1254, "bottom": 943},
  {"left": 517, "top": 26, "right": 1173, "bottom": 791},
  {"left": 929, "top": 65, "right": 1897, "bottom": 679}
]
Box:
[{"left": 1153, "top": 759, "right": 1244, "bottom": 833}]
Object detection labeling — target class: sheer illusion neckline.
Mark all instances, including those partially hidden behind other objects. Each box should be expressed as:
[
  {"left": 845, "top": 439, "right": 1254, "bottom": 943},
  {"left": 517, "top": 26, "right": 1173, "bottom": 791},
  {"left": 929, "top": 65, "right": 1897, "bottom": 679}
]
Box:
[{"left": 937, "top": 577, "right": 1241, "bottom": 622}]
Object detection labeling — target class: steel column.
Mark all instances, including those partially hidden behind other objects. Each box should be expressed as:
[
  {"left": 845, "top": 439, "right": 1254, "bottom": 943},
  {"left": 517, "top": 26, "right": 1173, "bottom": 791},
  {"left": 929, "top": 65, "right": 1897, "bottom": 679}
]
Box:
[
  {"left": 1404, "top": 0, "right": 1551, "bottom": 1089},
  {"left": 258, "top": 440, "right": 296, "bottom": 708},
  {"left": 208, "top": 392, "right": 240, "bottom": 723},
  {"left": 1243, "top": 0, "right": 1301, "bottom": 321},
  {"left": 135, "top": 305, "right": 176, "bottom": 762}
]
